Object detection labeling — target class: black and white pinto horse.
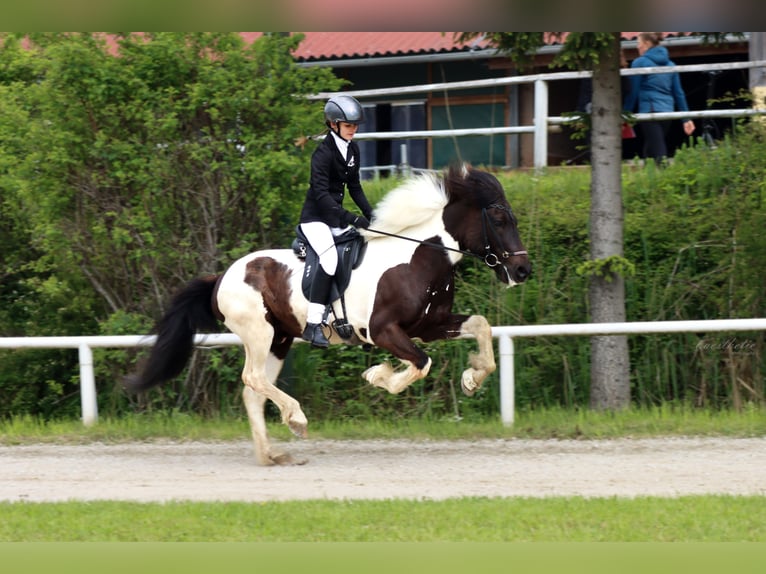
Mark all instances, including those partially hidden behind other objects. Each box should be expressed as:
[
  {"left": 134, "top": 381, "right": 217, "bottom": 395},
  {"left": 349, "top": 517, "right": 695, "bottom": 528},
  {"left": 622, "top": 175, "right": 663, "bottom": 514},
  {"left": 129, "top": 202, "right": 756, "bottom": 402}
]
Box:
[{"left": 125, "top": 164, "right": 531, "bottom": 465}]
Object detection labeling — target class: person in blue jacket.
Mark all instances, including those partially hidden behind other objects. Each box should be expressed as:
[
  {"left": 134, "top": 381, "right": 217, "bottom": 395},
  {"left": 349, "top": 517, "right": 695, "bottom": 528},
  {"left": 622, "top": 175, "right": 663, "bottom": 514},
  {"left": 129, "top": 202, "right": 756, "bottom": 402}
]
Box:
[
  {"left": 298, "top": 95, "right": 373, "bottom": 348},
  {"left": 623, "top": 32, "right": 696, "bottom": 164}
]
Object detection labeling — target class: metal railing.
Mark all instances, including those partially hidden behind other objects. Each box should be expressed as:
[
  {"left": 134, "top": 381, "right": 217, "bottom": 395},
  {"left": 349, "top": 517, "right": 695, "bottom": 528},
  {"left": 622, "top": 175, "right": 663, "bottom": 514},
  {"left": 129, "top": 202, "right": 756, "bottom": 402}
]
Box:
[
  {"left": 2, "top": 318, "right": 763, "bottom": 427},
  {"left": 313, "top": 59, "right": 766, "bottom": 170}
]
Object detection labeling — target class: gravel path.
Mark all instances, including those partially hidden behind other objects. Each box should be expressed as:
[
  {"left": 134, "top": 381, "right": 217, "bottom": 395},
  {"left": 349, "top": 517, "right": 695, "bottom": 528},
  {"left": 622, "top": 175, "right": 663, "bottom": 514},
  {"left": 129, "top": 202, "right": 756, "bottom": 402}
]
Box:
[{"left": 1, "top": 437, "right": 765, "bottom": 503}]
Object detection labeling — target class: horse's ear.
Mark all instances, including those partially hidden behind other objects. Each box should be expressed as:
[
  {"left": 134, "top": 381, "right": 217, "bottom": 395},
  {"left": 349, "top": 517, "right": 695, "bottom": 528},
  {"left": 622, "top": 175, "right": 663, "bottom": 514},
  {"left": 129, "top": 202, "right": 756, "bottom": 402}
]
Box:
[{"left": 447, "top": 162, "right": 471, "bottom": 180}]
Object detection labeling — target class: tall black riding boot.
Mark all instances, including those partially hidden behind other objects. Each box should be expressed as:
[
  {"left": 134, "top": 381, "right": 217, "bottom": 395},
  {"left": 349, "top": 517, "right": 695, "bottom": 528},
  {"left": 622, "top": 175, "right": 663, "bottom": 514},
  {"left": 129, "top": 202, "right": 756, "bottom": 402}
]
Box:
[{"left": 302, "top": 266, "right": 334, "bottom": 348}]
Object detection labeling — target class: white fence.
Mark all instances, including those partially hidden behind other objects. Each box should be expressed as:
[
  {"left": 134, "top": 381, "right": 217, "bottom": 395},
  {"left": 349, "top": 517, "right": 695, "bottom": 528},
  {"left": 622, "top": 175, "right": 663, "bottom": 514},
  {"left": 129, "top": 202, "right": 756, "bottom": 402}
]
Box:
[
  {"left": 1, "top": 318, "right": 764, "bottom": 427},
  {"left": 313, "top": 59, "right": 766, "bottom": 170}
]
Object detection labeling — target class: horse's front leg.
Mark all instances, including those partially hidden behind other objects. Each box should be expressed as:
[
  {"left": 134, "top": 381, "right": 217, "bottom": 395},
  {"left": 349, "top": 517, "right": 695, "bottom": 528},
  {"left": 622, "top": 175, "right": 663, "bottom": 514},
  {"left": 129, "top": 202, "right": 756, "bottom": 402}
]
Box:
[
  {"left": 411, "top": 313, "right": 496, "bottom": 397},
  {"left": 457, "top": 314, "right": 497, "bottom": 396},
  {"left": 363, "top": 324, "right": 432, "bottom": 394}
]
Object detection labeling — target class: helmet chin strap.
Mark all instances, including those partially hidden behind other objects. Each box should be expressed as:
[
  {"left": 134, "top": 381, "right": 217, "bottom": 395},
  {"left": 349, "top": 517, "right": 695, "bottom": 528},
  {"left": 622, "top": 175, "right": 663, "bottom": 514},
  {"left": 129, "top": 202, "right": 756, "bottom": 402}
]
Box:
[{"left": 331, "top": 122, "right": 351, "bottom": 143}]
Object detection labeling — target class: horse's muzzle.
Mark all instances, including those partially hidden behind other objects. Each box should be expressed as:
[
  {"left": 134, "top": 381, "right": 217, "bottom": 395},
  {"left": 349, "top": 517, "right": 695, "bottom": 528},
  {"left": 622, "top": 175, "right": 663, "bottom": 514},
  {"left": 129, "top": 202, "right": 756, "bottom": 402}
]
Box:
[
  {"left": 498, "top": 258, "right": 532, "bottom": 286},
  {"left": 514, "top": 260, "right": 532, "bottom": 283}
]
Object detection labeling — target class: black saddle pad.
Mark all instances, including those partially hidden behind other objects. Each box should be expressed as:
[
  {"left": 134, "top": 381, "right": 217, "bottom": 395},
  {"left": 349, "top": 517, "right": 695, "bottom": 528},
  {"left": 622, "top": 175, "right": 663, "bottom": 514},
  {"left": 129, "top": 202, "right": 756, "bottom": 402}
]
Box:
[{"left": 292, "top": 226, "right": 367, "bottom": 301}]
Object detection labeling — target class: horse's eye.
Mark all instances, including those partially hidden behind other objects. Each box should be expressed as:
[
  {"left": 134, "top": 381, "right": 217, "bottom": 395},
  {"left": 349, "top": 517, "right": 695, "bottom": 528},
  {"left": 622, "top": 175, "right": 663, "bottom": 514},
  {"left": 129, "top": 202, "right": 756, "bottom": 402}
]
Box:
[{"left": 493, "top": 219, "right": 504, "bottom": 228}]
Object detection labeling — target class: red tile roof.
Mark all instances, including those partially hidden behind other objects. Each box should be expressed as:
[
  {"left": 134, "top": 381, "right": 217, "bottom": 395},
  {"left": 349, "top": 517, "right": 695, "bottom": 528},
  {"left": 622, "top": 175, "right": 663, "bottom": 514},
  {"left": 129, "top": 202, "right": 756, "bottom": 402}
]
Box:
[
  {"left": 251, "top": 32, "right": 692, "bottom": 62},
  {"left": 293, "top": 32, "right": 481, "bottom": 61},
  {"left": 238, "top": 32, "right": 482, "bottom": 61}
]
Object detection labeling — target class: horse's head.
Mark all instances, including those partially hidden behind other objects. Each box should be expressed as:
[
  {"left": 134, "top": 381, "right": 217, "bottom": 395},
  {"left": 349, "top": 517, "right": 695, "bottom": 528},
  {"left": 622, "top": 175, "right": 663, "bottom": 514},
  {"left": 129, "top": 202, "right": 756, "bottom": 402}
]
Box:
[{"left": 443, "top": 165, "right": 532, "bottom": 286}]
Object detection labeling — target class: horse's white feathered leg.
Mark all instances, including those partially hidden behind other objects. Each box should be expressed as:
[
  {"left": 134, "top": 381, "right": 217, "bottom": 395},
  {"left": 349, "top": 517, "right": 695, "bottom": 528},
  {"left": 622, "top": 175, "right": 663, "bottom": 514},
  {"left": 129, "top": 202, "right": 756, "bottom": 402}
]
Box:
[
  {"left": 363, "top": 358, "right": 432, "bottom": 394},
  {"left": 220, "top": 274, "right": 308, "bottom": 465},
  {"left": 242, "top": 353, "right": 308, "bottom": 466},
  {"left": 459, "top": 315, "right": 497, "bottom": 396},
  {"left": 241, "top": 341, "right": 308, "bottom": 438},
  {"left": 242, "top": 385, "right": 274, "bottom": 466}
]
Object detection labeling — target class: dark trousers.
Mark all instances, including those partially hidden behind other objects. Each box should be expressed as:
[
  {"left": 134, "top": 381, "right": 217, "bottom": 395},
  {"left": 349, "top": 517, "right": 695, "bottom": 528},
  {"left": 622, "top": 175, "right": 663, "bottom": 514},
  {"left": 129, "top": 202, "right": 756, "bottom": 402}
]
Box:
[{"left": 640, "top": 120, "right": 671, "bottom": 164}]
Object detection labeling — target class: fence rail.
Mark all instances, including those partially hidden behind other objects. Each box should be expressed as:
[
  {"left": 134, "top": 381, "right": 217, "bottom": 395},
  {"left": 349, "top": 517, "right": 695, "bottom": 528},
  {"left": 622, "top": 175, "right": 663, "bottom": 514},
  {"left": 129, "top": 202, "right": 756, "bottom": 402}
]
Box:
[
  {"left": 313, "top": 59, "right": 766, "bottom": 170},
  {"left": 2, "top": 318, "right": 764, "bottom": 427}
]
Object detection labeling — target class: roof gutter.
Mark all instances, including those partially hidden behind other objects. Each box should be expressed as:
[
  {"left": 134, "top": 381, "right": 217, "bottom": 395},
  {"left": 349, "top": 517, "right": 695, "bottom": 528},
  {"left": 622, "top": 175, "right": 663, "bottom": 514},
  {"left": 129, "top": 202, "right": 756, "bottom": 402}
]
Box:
[{"left": 297, "top": 48, "right": 500, "bottom": 68}]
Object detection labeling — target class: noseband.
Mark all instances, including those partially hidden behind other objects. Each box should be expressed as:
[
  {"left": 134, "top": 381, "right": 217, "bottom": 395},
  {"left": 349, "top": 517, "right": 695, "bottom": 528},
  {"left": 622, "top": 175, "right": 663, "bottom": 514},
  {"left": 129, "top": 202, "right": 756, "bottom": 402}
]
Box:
[{"left": 481, "top": 204, "right": 528, "bottom": 268}]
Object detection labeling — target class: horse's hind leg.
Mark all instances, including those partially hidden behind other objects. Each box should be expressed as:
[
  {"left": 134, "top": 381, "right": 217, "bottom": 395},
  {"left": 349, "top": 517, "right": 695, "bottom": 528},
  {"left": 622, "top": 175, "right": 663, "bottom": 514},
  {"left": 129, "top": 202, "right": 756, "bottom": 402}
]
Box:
[
  {"left": 243, "top": 382, "right": 306, "bottom": 466},
  {"left": 240, "top": 342, "right": 308, "bottom": 466},
  {"left": 458, "top": 315, "right": 496, "bottom": 396},
  {"left": 242, "top": 385, "right": 276, "bottom": 466}
]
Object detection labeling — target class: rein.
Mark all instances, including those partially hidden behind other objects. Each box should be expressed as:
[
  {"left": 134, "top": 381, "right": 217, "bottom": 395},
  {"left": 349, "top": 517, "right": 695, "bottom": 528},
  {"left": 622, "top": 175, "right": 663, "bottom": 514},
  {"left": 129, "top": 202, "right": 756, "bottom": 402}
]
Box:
[
  {"left": 365, "top": 203, "right": 527, "bottom": 270},
  {"left": 365, "top": 226, "right": 477, "bottom": 259}
]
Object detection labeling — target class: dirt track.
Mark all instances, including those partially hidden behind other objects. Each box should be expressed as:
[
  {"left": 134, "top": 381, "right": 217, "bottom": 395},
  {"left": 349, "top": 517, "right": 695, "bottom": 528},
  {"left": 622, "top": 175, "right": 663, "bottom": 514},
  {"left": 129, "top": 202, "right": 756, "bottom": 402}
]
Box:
[{"left": 1, "top": 437, "right": 765, "bottom": 503}]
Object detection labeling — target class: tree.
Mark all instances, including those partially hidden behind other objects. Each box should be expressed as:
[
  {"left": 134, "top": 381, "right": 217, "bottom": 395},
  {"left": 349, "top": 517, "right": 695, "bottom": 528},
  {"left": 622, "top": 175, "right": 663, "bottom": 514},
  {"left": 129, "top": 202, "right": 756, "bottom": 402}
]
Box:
[
  {"left": 456, "top": 32, "right": 631, "bottom": 409},
  {"left": 0, "top": 32, "right": 343, "bottom": 413}
]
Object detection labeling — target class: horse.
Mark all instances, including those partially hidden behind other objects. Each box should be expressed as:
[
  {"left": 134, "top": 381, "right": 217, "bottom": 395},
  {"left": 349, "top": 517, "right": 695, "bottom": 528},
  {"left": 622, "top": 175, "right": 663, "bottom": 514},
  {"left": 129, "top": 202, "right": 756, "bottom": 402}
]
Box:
[{"left": 124, "top": 164, "right": 531, "bottom": 465}]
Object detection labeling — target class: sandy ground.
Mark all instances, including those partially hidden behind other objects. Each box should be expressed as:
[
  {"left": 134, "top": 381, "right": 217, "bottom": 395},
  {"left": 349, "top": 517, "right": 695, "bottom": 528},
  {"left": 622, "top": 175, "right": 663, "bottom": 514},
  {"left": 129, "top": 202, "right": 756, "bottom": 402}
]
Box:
[{"left": 1, "top": 437, "right": 765, "bottom": 503}]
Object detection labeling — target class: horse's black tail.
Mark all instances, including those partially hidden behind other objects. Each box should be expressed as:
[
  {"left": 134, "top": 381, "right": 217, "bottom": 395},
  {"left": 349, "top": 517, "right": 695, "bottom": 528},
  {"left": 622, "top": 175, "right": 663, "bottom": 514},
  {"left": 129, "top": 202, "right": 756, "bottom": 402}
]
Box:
[{"left": 123, "top": 275, "right": 221, "bottom": 393}]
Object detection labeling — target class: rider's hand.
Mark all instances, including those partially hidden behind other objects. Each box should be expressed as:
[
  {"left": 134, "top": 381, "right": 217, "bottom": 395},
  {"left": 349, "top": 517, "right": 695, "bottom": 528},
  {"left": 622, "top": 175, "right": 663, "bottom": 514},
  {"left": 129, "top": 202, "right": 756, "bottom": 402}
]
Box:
[{"left": 352, "top": 215, "right": 370, "bottom": 229}]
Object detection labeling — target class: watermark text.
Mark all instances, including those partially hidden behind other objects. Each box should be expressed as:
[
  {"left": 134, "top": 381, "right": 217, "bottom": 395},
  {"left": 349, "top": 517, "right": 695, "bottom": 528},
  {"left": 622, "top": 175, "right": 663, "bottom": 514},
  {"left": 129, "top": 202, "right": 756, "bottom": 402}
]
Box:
[{"left": 695, "top": 337, "right": 757, "bottom": 355}]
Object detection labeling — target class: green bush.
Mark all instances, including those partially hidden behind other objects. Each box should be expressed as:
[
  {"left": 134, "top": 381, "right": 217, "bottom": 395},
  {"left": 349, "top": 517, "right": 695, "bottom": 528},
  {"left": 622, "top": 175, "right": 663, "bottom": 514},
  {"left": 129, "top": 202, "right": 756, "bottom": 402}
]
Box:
[{"left": 1, "top": 32, "right": 763, "bottom": 419}]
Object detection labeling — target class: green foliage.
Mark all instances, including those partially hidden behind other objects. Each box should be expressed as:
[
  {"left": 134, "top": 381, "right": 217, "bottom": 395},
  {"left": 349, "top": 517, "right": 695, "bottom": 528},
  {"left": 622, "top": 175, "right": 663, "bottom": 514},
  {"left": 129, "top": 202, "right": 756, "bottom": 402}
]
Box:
[
  {"left": 455, "top": 32, "right": 620, "bottom": 71},
  {"left": 576, "top": 255, "right": 636, "bottom": 282},
  {"left": 0, "top": 32, "right": 342, "bottom": 418},
  {"left": 554, "top": 32, "right": 620, "bottom": 70},
  {"left": 1, "top": 33, "right": 765, "bottom": 421}
]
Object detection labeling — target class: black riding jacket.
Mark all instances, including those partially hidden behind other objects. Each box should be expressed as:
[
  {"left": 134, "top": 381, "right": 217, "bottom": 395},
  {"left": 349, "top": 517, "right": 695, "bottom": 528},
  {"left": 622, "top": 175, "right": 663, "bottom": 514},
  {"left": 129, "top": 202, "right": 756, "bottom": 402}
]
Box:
[{"left": 299, "top": 134, "right": 373, "bottom": 228}]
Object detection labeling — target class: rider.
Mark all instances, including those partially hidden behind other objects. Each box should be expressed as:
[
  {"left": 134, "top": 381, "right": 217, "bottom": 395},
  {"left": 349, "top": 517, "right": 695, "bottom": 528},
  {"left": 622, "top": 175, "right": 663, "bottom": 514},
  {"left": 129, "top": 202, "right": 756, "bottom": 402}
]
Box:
[{"left": 299, "top": 95, "right": 373, "bottom": 348}]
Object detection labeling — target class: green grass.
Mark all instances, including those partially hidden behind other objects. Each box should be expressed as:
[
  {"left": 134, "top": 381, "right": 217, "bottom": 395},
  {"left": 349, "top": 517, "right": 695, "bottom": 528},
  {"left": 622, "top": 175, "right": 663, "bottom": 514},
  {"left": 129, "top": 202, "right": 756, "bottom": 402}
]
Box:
[
  {"left": 1, "top": 405, "right": 765, "bottom": 445},
  {"left": 1, "top": 496, "right": 765, "bottom": 542}
]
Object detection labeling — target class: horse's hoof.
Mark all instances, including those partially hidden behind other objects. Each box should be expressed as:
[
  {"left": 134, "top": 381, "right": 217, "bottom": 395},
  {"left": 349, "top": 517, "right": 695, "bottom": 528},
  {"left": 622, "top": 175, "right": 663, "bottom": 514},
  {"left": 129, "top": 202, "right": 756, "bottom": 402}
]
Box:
[
  {"left": 271, "top": 452, "right": 308, "bottom": 466},
  {"left": 362, "top": 365, "right": 378, "bottom": 384},
  {"left": 363, "top": 362, "right": 393, "bottom": 387},
  {"left": 461, "top": 370, "right": 478, "bottom": 396},
  {"left": 288, "top": 420, "right": 308, "bottom": 439}
]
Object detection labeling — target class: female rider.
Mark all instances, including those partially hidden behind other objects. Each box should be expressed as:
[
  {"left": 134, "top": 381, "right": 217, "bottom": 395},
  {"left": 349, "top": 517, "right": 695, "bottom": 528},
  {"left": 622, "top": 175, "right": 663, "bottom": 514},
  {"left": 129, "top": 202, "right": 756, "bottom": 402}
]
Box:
[{"left": 298, "top": 95, "right": 373, "bottom": 348}]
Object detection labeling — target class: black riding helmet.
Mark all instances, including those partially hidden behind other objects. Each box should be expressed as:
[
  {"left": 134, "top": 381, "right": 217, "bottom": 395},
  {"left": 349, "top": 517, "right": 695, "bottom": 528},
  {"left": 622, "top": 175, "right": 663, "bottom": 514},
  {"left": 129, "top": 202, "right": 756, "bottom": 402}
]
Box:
[{"left": 324, "top": 95, "right": 365, "bottom": 128}]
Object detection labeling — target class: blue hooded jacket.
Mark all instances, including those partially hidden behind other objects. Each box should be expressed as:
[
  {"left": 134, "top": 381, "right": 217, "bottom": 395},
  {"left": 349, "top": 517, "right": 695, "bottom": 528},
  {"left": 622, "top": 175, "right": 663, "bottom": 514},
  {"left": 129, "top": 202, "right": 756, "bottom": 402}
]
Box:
[{"left": 623, "top": 45, "right": 690, "bottom": 119}]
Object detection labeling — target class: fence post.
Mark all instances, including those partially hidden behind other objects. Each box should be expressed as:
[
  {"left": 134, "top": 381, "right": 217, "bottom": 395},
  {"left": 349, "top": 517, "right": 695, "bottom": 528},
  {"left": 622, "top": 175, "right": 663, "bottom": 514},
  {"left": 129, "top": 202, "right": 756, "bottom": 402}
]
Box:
[
  {"left": 498, "top": 334, "right": 515, "bottom": 427},
  {"left": 533, "top": 78, "right": 549, "bottom": 170},
  {"left": 78, "top": 343, "right": 98, "bottom": 426},
  {"left": 398, "top": 142, "right": 411, "bottom": 177}
]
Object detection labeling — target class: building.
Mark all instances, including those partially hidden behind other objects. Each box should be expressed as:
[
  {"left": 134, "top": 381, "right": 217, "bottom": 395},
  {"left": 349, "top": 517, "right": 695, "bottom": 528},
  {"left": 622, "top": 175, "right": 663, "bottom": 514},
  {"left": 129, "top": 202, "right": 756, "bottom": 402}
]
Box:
[{"left": 261, "top": 32, "right": 752, "bottom": 171}]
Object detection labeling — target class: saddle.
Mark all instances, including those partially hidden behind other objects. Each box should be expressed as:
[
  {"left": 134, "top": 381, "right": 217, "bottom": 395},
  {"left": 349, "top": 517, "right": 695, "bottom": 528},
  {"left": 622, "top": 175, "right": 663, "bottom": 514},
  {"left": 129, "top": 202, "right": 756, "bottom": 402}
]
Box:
[{"left": 292, "top": 226, "right": 367, "bottom": 338}]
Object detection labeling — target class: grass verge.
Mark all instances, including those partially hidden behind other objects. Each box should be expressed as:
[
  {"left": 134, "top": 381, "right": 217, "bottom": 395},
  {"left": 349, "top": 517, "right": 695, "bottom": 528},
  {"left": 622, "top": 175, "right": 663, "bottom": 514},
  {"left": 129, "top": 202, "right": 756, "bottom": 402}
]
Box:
[
  {"left": 1, "top": 404, "right": 764, "bottom": 445},
  {"left": 1, "top": 495, "right": 765, "bottom": 542}
]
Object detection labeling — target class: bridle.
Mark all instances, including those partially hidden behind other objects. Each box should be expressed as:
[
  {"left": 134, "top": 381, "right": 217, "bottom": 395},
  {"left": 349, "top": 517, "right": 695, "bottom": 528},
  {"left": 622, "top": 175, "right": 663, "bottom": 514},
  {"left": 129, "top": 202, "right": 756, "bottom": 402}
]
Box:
[
  {"left": 480, "top": 203, "right": 528, "bottom": 267},
  {"left": 365, "top": 202, "right": 527, "bottom": 271}
]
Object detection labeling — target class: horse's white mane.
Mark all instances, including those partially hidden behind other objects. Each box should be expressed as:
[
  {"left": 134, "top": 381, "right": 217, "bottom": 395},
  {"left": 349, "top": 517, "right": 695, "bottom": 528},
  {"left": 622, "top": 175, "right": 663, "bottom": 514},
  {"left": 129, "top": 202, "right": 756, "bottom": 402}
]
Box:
[{"left": 367, "top": 172, "right": 447, "bottom": 236}]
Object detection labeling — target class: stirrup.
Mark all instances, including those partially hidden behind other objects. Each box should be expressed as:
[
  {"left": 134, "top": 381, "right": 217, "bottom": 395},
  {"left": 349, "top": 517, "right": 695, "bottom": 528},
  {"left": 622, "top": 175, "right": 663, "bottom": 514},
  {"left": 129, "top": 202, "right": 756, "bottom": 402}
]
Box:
[
  {"left": 332, "top": 318, "right": 354, "bottom": 340},
  {"left": 302, "top": 323, "right": 329, "bottom": 348}
]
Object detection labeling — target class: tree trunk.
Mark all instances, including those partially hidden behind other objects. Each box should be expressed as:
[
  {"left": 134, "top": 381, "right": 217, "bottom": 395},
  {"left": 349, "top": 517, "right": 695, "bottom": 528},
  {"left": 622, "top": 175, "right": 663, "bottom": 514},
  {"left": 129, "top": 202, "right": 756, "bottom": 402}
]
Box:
[{"left": 588, "top": 34, "right": 631, "bottom": 410}]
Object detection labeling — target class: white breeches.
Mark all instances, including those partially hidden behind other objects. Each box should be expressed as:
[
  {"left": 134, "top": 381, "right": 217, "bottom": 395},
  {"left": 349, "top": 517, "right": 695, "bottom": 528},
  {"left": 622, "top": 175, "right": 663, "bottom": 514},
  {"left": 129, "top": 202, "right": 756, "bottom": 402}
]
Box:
[{"left": 300, "top": 221, "right": 349, "bottom": 275}]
